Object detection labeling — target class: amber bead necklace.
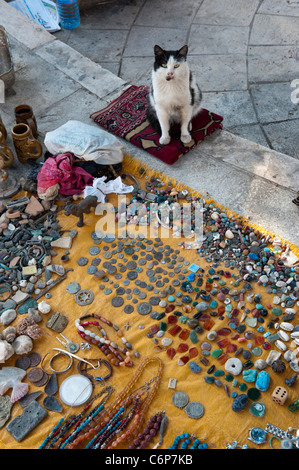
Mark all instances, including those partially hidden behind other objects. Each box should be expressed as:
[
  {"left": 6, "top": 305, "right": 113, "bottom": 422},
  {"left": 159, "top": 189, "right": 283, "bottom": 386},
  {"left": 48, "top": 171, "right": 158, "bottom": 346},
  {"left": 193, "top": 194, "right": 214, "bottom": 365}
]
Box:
[{"left": 68, "top": 356, "right": 163, "bottom": 449}]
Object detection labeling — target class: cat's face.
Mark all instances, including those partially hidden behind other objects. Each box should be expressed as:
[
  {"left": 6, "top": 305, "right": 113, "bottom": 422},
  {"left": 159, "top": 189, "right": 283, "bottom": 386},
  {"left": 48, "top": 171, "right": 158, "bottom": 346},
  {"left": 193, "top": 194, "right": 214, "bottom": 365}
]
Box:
[{"left": 153, "top": 45, "right": 188, "bottom": 81}]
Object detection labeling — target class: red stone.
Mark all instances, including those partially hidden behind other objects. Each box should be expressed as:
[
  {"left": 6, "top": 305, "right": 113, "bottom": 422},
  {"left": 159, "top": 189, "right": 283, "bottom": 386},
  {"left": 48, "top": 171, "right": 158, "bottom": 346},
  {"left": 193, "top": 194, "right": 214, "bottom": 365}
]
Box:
[
  {"left": 231, "top": 308, "right": 239, "bottom": 317},
  {"left": 224, "top": 271, "right": 231, "bottom": 278},
  {"left": 166, "top": 348, "right": 176, "bottom": 359},
  {"left": 179, "top": 329, "right": 190, "bottom": 340},
  {"left": 167, "top": 315, "right": 178, "bottom": 324},
  {"left": 165, "top": 304, "right": 175, "bottom": 313},
  {"left": 226, "top": 343, "right": 237, "bottom": 353},
  {"left": 217, "top": 353, "right": 229, "bottom": 364},
  {"left": 168, "top": 325, "right": 182, "bottom": 336},
  {"left": 177, "top": 343, "right": 189, "bottom": 353},
  {"left": 238, "top": 337, "right": 246, "bottom": 343},
  {"left": 200, "top": 356, "right": 209, "bottom": 366},
  {"left": 262, "top": 342, "right": 271, "bottom": 350},
  {"left": 203, "top": 319, "right": 215, "bottom": 330},
  {"left": 197, "top": 314, "right": 210, "bottom": 322},
  {"left": 217, "top": 337, "right": 230, "bottom": 348},
  {"left": 231, "top": 333, "right": 240, "bottom": 340},
  {"left": 149, "top": 324, "right": 160, "bottom": 334},
  {"left": 252, "top": 309, "right": 260, "bottom": 318},
  {"left": 177, "top": 355, "right": 189, "bottom": 365},
  {"left": 217, "top": 327, "right": 231, "bottom": 336},
  {"left": 205, "top": 283, "right": 212, "bottom": 291},
  {"left": 255, "top": 335, "right": 265, "bottom": 345},
  {"left": 218, "top": 306, "right": 225, "bottom": 316},
  {"left": 189, "top": 347, "right": 199, "bottom": 358}
]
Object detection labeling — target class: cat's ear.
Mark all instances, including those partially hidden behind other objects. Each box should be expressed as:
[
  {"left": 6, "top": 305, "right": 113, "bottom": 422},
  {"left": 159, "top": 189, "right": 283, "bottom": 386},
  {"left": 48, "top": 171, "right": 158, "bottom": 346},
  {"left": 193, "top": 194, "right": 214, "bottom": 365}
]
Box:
[
  {"left": 177, "top": 45, "right": 188, "bottom": 59},
  {"left": 154, "top": 45, "right": 165, "bottom": 57}
]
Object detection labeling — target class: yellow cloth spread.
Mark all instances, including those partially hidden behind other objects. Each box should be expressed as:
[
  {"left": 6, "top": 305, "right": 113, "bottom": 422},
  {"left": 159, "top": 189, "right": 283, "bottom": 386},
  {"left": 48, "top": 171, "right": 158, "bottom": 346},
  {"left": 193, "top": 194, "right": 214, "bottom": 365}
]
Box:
[{"left": 0, "top": 154, "right": 298, "bottom": 450}]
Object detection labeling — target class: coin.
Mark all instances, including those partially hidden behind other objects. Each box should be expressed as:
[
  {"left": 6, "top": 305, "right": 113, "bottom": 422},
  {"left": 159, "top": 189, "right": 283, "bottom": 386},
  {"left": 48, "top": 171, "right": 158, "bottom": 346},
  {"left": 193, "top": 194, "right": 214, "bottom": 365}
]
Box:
[
  {"left": 15, "top": 356, "right": 31, "bottom": 370},
  {"left": 185, "top": 401, "right": 204, "bottom": 419},
  {"left": 27, "top": 352, "right": 41, "bottom": 367},
  {"left": 172, "top": 391, "right": 189, "bottom": 409},
  {"left": 111, "top": 296, "right": 124, "bottom": 307},
  {"left": 124, "top": 305, "right": 134, "bottom": 314},
  {"left": 66, "top": 282, "right": 81, "bottom": 294},
  {"left": 77, "top": 257, "right": 88, "bottom": 266},
  {"left": 137, "top": 302, "right": 152, "bottom": 315},
  {"left": 27, "top": 367, "right": 44, "bottom": 383},
  {"left": 89, "top": 246, "right": 100, "bottom": 255},
  {"left": 33, "top": 371, "right": 49, "bottom": 387}
]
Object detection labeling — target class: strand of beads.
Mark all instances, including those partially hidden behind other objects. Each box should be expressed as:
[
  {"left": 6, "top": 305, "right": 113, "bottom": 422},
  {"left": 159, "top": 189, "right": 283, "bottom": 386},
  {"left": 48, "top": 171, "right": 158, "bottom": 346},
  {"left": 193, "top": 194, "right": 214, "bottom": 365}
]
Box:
[
  {"left": 69, "top": 357, "right": 163, "bottom": 449},
  {"left": 128, "top": 411, "right": 165, "bottom": 449},
  {"left": 168, "top": 433, "right": 208, "bottom": 450},
  {"left": 75, "top": 314, "right": 137, "bottom": 367},
  {"left": 39, "top": 386, "right": 113, "bottom": 449}
]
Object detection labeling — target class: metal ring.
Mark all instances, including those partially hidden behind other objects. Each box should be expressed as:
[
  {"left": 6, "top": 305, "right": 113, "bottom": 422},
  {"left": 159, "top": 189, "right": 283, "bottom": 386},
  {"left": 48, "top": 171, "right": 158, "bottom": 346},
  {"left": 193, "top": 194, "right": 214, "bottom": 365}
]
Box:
[{"left": 41, "top": 350, "right": 73, "bottom": 374}]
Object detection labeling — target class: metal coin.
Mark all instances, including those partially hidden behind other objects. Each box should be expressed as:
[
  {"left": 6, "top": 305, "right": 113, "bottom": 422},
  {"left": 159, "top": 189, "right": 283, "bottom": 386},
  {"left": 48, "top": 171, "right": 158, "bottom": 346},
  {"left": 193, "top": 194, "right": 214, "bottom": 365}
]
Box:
[
  {"left": 124, "top": 305, "right": 134, "bottom": 314},
  {"left": 102, "top": 235, "right": 115, "bottom": 243},
  {"left": 77, "top": 257, "right": 88, "bottom": 266},
  {"left": 137, "top": 302, "right": 152, "bottom": 315},
  {"left": 91, "top": 230, "right": 103, "bottom": 239},
  {"left": 127, "top": 271, "right": 138, "bottom": 280},
  {"left": 94, "top": 269, "right": 105, "bottom": 279},
  {"left": 127, "top": 261, "right": 137, "bottom": 270},
  {"left": 172, "top": 391, "right": 189, "bottom": 409},
  {"left": 33, "top": 371, "right": 49, "bottom": 387},
  {"left": 66, "top": 282, "right": 81, "bottom": 294},
  {"left": 75, "top": 289, "right": 94, "bottom": 305},
  {"left": 89, "top": 246, "right": 100, "bottom": 255},
  {"left": 106, "top": 265, "right": 117, "bottom": 274},
  {"left": 27, "top": 367, "right": 44, "bottom": 383},
  {"left": 138, "top": 292, "right": 147, "bottom": 300},
  {"left": 91, "top": 258, "right": 101, "bottom": 266},
  {"left": 111, "top": 296, "right": 124, "bottom": 307},
  {"left": 27, "top": 352, "right": 41, "bottom": 367},
  {"left": 15, "top": 356, "right": 31, "bottom": 370},
  {"left": 87, "top": 265, "right": 97, "bottom": 274},
  {"left": 149, "top": 296, "right": 160, "bottom": 306},
  {"left": 185, "top": 401, "right": 204, "bottom": 419},
  {"left": 116, "top": 287, "right": 125, "bottom": 295}
]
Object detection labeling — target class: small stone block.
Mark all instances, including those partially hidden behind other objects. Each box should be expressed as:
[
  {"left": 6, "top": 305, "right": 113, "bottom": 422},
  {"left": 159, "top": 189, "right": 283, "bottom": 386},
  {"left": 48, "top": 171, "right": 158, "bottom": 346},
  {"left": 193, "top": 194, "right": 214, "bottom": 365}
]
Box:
[
  {"left": 51, "top": 236, "right": 73, "bottom": 249},
  {"left": 22, "top": 265, "right": 38, "bottom": 276},
  {"left": 6, "top": 400, "right": 48, "bottom": 442},
  {"left": 272, "top": 386, "right": 288, "bottom": 405},
  {"left": 46, "top": 312, "right": 68, "bottom": 332},
  {"left": 168, "top": 378, "right": 177, "bottom": 389}
]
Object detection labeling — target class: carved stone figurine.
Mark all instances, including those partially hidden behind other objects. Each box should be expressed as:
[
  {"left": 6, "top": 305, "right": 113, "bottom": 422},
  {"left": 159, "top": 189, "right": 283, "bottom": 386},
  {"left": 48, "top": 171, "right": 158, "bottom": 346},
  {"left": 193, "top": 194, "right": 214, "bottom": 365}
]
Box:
[{"left": 64, "top": 195, "right": 98, "bottom": 227}]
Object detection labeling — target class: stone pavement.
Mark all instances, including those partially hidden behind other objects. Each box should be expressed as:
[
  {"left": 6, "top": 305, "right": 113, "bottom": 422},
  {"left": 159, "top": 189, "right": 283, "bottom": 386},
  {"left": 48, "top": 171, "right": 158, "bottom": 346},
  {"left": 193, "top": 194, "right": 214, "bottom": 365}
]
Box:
[
  {"left": 55, "top": 0, "right": 299, "bottom": 159},
  {"left": 0, "top": 0, "right": 299, "bottom": 249}
]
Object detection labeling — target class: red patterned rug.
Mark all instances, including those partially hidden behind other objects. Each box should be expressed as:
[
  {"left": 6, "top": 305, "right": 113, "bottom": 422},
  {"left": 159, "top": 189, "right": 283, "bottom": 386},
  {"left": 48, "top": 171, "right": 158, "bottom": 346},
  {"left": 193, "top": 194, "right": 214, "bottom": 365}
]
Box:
[{"left": 90, "top": 85, "right": 223, "bottom": 165}]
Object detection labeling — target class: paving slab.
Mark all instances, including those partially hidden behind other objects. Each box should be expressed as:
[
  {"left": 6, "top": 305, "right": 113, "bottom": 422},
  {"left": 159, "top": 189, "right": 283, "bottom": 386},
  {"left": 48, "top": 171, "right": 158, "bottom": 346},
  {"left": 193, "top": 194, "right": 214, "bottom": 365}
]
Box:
[
  {"left": 193, "top": 0, "right": 260, "bottom": 26},
  {"left": 135, "top": 0, "right": 198, "bottom": 29},
  {"left": 248, "top": 45, "right": 299, "bottom": 83},
  {"left": 250, "top": 14, "right": 299, "bottom": 46},
  {"left": 189, "top": 25, "right": 249, "bottom": 55},
  {"left": 258, "top": 0, "right": 299, "bottom": 17},
  {"left": 263, "top": 120, "right": 299, "bottom": 159},
  {"left": 202, "top": 91, "right": 257, "bottom": 127}
]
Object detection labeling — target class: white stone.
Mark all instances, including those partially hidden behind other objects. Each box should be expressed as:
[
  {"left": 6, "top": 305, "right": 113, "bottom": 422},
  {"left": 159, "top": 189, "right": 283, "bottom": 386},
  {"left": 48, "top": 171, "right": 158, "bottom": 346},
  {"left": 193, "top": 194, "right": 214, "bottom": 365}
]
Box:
[
  {"left": 51, "top": 236, "right": 73, "bottom": 249},
  {"left": 12, "top": 335, "right": 33, "bottom": 355},
  {"left": 224, "top": 357, "right": 243, "bottom": 376},
  {"left": 0, "top": 340, "right": 14, "bottom": 363},
  {"left": 224, "top": 229, "right": 234, "bottom": 239},
  {"left": 0, "top": 309, "right": 17, "bottom": 326},
  {"left": 254, "top": 359, "right": 267, "bottom": 370},
  {"left": 275, "top": 340, "right": 287, "bottom": 351},
  {"left": 37, "top": 300, "right": 51, "bottom": 314},
  {"left": 266, "top": 350, "right": 281, "bottom": 365},
  {"left": 278, "top": 330, "right": 290, "bottom": 342},
  {"left": 161, "top": 337, "right": 173, "bottom": 347},
  {"left": 280, "top": 322, "right": 294, "bottom": 332}
]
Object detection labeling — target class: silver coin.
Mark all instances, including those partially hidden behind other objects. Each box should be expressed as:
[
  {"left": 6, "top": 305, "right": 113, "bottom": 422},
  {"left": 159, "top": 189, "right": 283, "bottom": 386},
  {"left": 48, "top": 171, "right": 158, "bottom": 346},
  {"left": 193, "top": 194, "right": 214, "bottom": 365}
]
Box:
[
  {"left": 172, "top": 391, "right": 189, "bottom": 409},
  {"left": 66, "top": 282, "right": 81, "bottom": 294},
  {"left": 185, "top": 401, "right": 204, "bottom": 419},
  {"left": 137, "top": 302, "right": 152, "bottom": 315}
]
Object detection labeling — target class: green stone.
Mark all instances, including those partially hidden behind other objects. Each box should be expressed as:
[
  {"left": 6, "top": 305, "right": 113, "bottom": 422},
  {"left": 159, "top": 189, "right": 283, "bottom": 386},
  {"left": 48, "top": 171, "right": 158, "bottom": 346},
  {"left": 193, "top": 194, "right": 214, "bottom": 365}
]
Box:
[
  {"left": 189, "top": 330, "right": 198, "bottom": 344},
  {"left": 211, "top": 349, "right": 223, "bottom": 358},
  {"left": 225, "top": 374, "right": 234, "bottom": 382},
  {"left": 245, "top": 317, "right": 257, "bottom": 327},
  {"left": 160, "top": 321, "right": 167, "bottom": 331},
  {"left": 204, "top": 376, "right": 215, "bottom": 384},
  {"left": 239, "top": 383, "right": 247, "bottom": 391},
  {"left": 179, "top": 316, "right": 189, "bottom": 324},
  {"left": 219, "top": 280, "right": 226, "bottom": 286},
  {"left": 267, "top": 333, "right": 280, "bottom": 342},
  {"left": 213, "top": 370, "right": 224, "bottom": 377},
  {"left": 272, "top": 307, "right": 282, "bottom": 316}
]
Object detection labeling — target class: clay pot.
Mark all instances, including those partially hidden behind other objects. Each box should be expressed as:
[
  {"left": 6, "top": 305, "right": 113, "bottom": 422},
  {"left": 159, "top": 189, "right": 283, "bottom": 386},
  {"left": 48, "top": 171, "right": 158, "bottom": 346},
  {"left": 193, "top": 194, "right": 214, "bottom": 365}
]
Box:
[
  {"left": 0, "top": 115, "right": 7, "bottom": 140},
  {"left": 14, "top": 104, "right": 38, "bottom": 138},
  {"left": 11, "top": 123, "right": 42, "bottom": 164},
  {"left": 0, "top": 131, "right": 14, "bottom": 168}
]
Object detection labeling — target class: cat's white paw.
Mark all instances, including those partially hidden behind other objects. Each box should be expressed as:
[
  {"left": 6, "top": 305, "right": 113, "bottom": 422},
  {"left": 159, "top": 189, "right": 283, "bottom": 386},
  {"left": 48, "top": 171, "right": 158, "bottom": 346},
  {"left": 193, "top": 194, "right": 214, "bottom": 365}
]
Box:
[
  {"left": 181, "top": 133, "right": 192, "bottom": 144},
  {"left": 159, "top": 136, "right": 171, "bottom": 145}
]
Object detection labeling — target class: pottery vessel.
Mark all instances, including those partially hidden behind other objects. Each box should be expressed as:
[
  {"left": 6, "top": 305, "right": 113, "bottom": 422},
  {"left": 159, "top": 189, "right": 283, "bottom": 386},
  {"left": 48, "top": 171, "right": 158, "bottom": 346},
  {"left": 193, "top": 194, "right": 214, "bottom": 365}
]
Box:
[
  {"left": 0, "top": 131, "right": 14, "bottom": 167},
  {"left": 15, "top": 104, "right": 38, "bottom": 138},
  {"left": 11, "top": 123, "right": 42, "bottom": 163}
]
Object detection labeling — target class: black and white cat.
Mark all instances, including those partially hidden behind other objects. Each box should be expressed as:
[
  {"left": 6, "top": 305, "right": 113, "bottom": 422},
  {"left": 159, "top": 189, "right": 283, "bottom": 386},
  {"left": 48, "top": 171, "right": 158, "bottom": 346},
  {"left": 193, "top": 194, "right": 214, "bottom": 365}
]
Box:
[{"left": 147, "top": 45, "right": 202, "bottom": 146}]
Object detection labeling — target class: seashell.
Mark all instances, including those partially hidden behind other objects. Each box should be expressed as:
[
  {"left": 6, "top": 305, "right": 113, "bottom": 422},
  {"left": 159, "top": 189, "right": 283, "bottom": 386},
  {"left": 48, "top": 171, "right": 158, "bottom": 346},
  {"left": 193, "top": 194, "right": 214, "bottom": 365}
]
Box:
[
  {"left": 293, "top": 338, "right": 299, "bottom": 346},
  {"left": 12, "top": 335, "right": 33, "bottom": 355},
  {"left": 2, "top": 327, "right": 17, "bottom": 343},
  {"left": 280, "top": 322, "right": 294, "bottom": 332},
  {"left": 0, "top": 340, "right": 15, "bottom": 363},
  {"left": 278, "top": 330, "right": 290, "bottom": 342},
  {"left": 291, "top": 331, "right": 299, "bottom": 338},
  {"left": 38, "top": 301, "right": 51, "bottom": 314},
  {"left": 275, "top": 340, "right": 287, "bottom": 351},
  {"left": 266, "top": 350, "right": 281, "bottom": 365},
  {"left": 10, "top": 382, "right": 29, "bottom": 403}
]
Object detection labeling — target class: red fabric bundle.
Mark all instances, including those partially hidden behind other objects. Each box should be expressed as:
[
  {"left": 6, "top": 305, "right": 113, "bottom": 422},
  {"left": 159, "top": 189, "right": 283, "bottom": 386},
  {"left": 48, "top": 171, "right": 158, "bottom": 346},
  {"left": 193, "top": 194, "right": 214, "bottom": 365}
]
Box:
[
  {"left": 37, "top": 152, "right": 94, "bottom": 199},
  {"left": 90, "top": 85, "right": 223, "bottom": 165}
]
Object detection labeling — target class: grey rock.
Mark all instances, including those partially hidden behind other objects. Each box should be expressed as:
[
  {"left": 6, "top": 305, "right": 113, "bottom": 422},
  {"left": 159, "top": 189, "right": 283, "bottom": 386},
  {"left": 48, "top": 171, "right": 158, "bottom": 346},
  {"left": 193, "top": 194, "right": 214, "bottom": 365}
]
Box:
[{"left": 6, "top": 400, "right": 48, "bottom": 442}]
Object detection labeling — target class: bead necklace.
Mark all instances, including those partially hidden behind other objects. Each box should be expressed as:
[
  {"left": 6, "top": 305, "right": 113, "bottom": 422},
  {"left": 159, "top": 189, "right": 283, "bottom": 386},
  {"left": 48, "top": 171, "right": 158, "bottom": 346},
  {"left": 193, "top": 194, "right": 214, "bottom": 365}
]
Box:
[
  {"left": 39, "top": 385, "right": 114, "bottom": 449},
  {"left": 75, "top": 314, "right": 137, "bottom": 367},
  {"left": 69, "top": 356, "right": 163, "bottom": 449},
  {"left": 168, "top": 433, "right": 209, "bottom": 449},
  {"left": 128, "top": 411, "right": 166, "bottom": 449}
]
